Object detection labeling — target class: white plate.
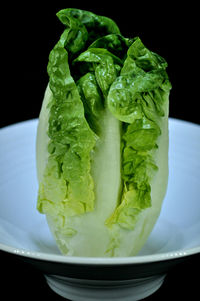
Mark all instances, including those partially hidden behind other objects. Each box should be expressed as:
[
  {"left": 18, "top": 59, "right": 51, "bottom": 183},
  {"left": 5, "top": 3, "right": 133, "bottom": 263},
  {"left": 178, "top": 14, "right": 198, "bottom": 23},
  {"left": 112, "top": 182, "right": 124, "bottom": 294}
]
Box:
[{"left": 0, "top": 118, "right": 200, "bottom": 301}]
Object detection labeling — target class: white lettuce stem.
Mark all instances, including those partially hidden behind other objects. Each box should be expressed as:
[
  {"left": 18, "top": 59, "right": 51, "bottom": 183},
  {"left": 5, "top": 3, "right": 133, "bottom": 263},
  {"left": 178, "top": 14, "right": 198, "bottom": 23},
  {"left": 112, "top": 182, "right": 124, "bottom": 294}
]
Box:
[{"left": 91, "top": 108, "right": 122, "bottom": 218}]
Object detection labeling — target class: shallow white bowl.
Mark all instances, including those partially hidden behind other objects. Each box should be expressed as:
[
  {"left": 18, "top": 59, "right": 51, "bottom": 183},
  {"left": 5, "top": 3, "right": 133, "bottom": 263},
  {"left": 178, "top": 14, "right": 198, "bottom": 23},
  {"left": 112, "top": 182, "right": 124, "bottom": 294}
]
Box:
[{"left": 0, "top": 118, "right": 200, "bottom": 301}]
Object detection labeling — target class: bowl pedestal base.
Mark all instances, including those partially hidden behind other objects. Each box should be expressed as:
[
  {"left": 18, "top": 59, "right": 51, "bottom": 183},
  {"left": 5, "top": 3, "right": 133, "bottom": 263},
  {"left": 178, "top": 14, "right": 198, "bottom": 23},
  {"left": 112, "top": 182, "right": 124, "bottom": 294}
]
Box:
[{"left": 45, "top": 274, "right": 166, "bottom": 301}]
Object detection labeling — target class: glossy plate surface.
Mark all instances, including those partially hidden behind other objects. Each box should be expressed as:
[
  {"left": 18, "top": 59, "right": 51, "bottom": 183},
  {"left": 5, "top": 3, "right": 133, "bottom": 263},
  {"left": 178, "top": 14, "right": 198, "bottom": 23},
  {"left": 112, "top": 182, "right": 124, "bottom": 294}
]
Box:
[{"left": 0, "top": 118, "right": 200, "bottom": 263}]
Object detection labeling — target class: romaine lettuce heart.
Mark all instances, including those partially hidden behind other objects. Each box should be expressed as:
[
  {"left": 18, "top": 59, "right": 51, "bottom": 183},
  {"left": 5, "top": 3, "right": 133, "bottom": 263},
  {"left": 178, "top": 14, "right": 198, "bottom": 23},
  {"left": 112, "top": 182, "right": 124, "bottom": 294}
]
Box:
[{"left": 36, "top": 8, "right": 171, "bottom": 257}]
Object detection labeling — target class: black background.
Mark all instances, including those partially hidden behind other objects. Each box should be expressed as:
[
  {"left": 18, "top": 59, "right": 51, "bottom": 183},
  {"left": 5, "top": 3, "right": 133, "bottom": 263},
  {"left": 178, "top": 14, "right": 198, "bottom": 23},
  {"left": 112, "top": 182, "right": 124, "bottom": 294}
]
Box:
[
  {"left": 1, "top": 2, "right": 200, "bottom": 127},
  {"left": 0, "top": 1, "right": 199, "bottom": 300}
]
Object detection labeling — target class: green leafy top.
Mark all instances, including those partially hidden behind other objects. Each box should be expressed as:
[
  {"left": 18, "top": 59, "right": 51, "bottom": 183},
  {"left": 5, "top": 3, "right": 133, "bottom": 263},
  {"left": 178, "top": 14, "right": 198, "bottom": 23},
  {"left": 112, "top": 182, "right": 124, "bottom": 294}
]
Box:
[{"left": 37, "top": 8, "right": 171, "bottom": 251}]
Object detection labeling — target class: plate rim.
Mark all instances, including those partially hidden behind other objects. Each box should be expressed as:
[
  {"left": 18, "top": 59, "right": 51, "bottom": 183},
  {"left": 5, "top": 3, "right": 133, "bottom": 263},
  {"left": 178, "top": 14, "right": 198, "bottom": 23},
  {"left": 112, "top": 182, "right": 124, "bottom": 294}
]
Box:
[{"left": 0, "top": 241, "right": 200, "bottom": 265}]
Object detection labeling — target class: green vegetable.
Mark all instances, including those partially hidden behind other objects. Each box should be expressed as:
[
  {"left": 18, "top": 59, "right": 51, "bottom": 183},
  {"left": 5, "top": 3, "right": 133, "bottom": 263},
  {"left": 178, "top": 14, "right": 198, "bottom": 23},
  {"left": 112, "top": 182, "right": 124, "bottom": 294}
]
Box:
[{"left": 36, "top": 8, "right": 171, "bottom": 257}]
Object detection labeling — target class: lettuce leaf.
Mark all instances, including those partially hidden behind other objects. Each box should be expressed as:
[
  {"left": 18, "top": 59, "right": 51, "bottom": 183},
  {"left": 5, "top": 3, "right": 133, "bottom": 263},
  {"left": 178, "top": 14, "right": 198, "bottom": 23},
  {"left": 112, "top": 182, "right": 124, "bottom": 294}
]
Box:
[
  {"left": 37, "top": 8, "right": 171, "bottom": 256},
  {"left": 37, "top": 36, "right": 96, "bottom": 217}
]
